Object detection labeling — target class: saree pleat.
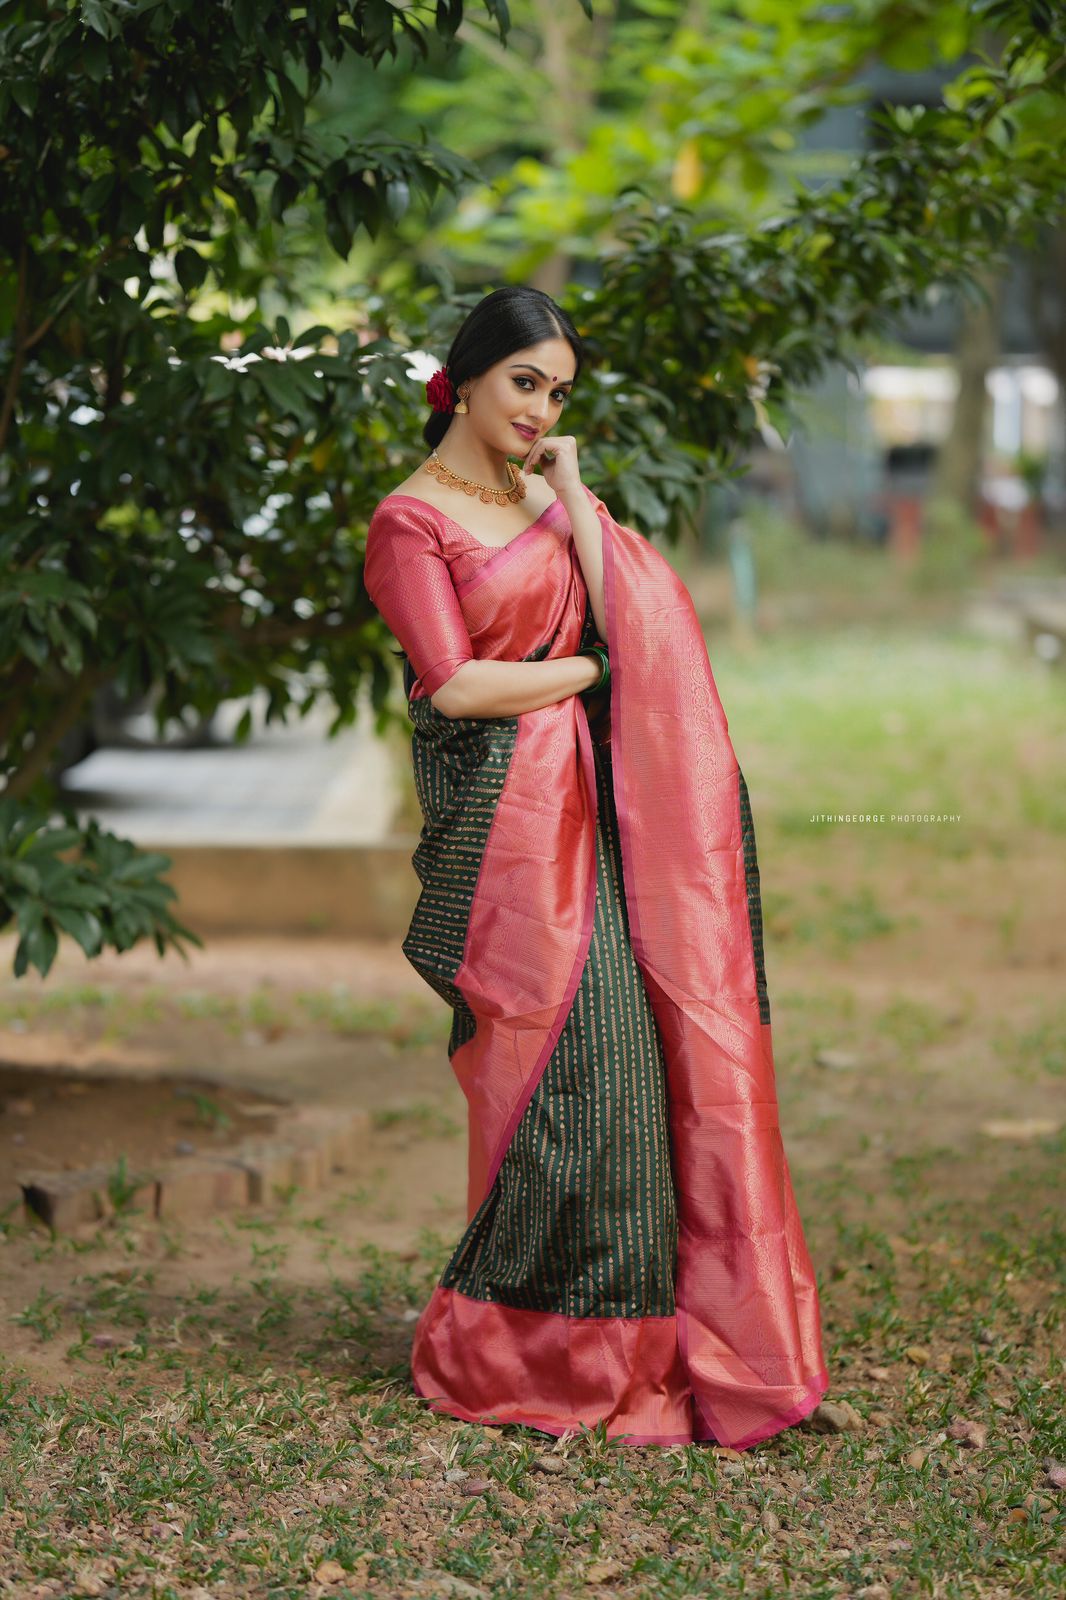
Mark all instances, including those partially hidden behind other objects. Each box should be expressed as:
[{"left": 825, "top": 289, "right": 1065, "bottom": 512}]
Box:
[{"left": 363, "top": 487, "right": 830, "bottom": 1449}]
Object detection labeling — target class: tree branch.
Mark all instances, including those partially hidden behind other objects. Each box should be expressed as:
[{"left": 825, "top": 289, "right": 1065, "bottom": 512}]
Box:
[
  {"left": 0, "top": 243, "right": 29, "bottom": 454},
  {"left": 2, "top": 667, "right": 110, "bottom": 803}
]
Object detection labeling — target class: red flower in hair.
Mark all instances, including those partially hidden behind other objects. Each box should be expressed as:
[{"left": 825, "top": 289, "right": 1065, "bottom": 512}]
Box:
[{"left": 426, "top": 366, "right": 456, "bottom": 413}]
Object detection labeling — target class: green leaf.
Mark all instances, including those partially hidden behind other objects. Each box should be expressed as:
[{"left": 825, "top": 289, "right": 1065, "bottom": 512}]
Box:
[
  {"left": 22, "top": 919, "right": 58, "bottom": 978},
  {"left": 10, "top": 79, "right": 38, "bottom": 117},
  {"left": 275, "top": 70, "right": 305, "bottom": 136},
  {"left": 81, "top": 0, "right": 116, "bottom": 40},
  {"left": 50, "top": 906, "right": 104, "bottom": 955},
  {"left": 174, "top": 246, "right": 208, "bottom": 293},
  {"left": 254, "top": 361, "right": 307, "bottom": 416}
]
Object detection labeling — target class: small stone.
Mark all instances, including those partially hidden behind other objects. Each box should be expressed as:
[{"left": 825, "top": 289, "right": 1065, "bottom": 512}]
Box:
[
  {"left": 761, "top": 1508, "right": 781, "bottom": 1533},
  {"left": 586, "top": 1560, "right": 622, "bottom": 1583},
  {"left": 1045, "top": 1462, "right": 1066, "bottom": 1491},
  {"left": 444, "top": 1467, "right": 470, "bottom": 1483},
  {"left": 313, "top": 1559, "right": 347, "bottom": 1584},
  {"left": 813, "top": 1049, "right": 861, "bottom": 1071},
  {"left": 69, "top": 1576, "right": 106, "bottom": 1598},
  {"left": 531, "top": 1452, "right": 566, "bottom": 1474},
  {"left": 5, "top": 1098, "right": 35, "bottom": 1116},
  {"left": 868, "top": 1409, "right": 891, "bottom": 1427},
  {"left": 806, "top": 1399, "right": 864, "bottom": 1433},
  {"left": 868, "top": 1366, "right": 891, "bottom": 1381},
  {"left": 904, "top": 1345, "right": 931, "bottom": 1365},
  {"left": 411, "top": 1576, "right": 487, "bottom": 1600},
  {"left": 460, "top": 1477, "right": 492, "bottom": 1496},
  {"left": 904, "top": 1448, "right": 926, "bottom": 1469}
]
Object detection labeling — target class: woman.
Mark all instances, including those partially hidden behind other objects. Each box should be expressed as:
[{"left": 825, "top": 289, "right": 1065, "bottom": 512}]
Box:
[{"left": 362, "top": 285, "right": 829, "bottom": 1449}]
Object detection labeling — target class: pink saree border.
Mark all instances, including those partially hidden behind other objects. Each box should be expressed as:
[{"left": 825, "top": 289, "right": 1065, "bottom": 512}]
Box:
[
  {"left": 410, "top": 1286, "right": 701, "bottom": 1444},
  {"left": 410, "top": 1291, "right": 828, "bottom": 1449},
  {"left": 729, "top": 1367, "right": 830, "bottom": 1451},
  {"left": 411, "top": 1377, "right": 702, "bottom": 1448},
  {"left": 454, "top": 501, "right": 567, "bottom": 599},
  {"left": 480, "top": 701, "right": 599, "bottom": 1201},
  {"left": 600, "top": 495, "right": 646, "bottom": 959}
]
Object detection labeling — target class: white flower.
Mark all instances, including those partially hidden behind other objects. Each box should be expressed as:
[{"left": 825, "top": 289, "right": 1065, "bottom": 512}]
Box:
[
  {"left": 404, "top": 349, "right": 443, "bottom": 384},
  {"left": 210, "top": 345, "right": 318, "bottom": 372},
  {"left": 210, "top": 353, "right": 261, "bottom": 371}
]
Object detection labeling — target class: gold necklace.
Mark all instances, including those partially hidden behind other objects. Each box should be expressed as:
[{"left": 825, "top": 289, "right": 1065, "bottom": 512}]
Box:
[{"left": 423, "top": 449, "right": 527, "bottom": 505}]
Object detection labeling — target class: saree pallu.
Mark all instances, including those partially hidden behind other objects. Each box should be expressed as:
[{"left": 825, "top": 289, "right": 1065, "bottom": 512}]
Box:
[{"left": 363, "top": 485, "right": 829, "bottom": 1449}]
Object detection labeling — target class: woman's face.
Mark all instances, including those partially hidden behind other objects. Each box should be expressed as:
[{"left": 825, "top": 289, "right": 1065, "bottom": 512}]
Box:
[{"left": 466, "top": 338, "right": 576, "bottom": 455}]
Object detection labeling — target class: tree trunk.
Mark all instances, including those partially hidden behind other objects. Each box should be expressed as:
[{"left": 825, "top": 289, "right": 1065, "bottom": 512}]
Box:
[
  {"left": 930, "top": 263, "right": 1005, "bottom": 511},
  {"left": 526, "top": 0, "right": 613, "bottom": 300}
]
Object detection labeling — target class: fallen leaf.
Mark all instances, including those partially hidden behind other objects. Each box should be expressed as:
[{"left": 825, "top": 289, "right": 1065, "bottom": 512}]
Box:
[
  {"left": 947, "top": 1419, "right": 988, "bottom": 1450},
  {"left": 813, "top": 1048, "right": 861, "bottom": 1071},
  {"left": 979, "top": 1118, "right": 1060, "bottom": 1141}
]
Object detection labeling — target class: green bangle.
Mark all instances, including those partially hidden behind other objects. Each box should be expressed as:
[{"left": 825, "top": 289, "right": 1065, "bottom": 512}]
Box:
[{"left": 580, "top": 645, "right": 610, "bottom": 691}]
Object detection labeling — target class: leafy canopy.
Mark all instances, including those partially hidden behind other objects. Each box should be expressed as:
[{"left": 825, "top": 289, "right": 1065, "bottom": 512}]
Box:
[{"left": 1, "top": 0, "right": 1062, "bottom": 976}]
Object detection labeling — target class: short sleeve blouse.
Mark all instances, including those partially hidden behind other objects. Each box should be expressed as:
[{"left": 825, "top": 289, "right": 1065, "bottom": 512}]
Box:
[{"left": 363, "top": 498, "right": 476, "bottom": 698}]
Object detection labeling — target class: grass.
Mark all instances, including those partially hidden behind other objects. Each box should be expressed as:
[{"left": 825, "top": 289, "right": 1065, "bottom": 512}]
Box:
[
  {"left": 1, "top": 574, "right": 1063, "bottom": 1597},
  {"left": 0, "top": 983, "right": 451, "bottom": 1050},
  {"left": 0, "top": 1180, "right": 1060, "bottom": 1598},
  {"left": 713, "top": 622, "right": 1066, "bottom": 847}
]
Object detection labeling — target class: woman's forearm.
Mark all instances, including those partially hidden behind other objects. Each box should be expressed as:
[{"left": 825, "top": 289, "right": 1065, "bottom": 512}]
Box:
[{"left": 431, "top": 655, "right": 600, "bottom": 719}]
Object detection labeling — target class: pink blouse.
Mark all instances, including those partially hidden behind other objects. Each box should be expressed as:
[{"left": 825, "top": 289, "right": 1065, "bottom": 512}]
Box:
[{"left": 362, "top": 492, "right": 574, "bottom": 700}]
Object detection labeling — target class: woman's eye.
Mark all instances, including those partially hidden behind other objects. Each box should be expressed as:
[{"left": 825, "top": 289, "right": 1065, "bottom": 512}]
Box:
[{"left": 515, "top": 377, "right": 566, "bottom": 403}]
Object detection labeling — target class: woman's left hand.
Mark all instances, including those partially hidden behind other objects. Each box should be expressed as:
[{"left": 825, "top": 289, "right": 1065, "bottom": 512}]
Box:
[{"left": 522, "top": 434, "right": 583, "bottom": 497}]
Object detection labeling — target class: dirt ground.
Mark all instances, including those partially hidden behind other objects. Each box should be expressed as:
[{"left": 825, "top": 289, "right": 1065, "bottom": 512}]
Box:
[{"left": 0, "top": 879, "right": 1060, "bottom": 1388}]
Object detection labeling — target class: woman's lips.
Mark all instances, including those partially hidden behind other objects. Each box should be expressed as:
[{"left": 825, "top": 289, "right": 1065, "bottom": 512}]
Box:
[{"left": 512, "top": 424, "right": 537, "bottom": 439}]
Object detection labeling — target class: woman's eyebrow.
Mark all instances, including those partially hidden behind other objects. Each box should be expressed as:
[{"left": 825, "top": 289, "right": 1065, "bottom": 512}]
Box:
[{"left": 508, "top": 364, "right": 575, "bottom": 388}]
